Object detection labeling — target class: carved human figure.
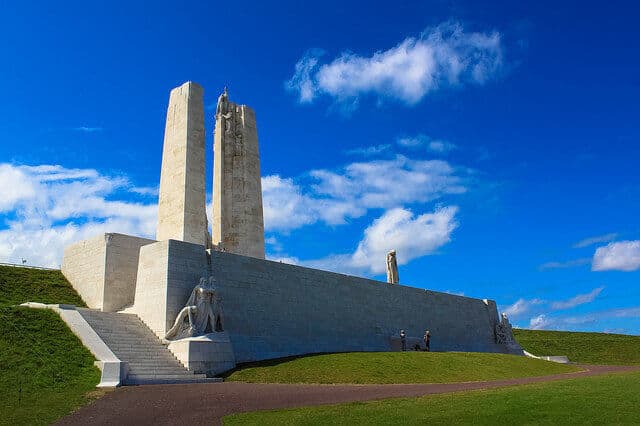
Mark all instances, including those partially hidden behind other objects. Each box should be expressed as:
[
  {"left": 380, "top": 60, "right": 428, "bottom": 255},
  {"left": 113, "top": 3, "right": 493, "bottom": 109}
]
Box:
[
  {"left": 165, "top": 277, "right": 224, "bottom": 340},
  {"left": 495, "top": 312, "right": 515, "bottom": 344},
  {"left": 386, "top": 250, "right": 399, "bottom": 284}
]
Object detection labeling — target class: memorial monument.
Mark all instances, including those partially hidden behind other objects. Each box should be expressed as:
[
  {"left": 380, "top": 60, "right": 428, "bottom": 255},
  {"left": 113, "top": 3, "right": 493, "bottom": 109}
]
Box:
[{"left": 60, "top": 81, "right": 523, "bottom": 382}]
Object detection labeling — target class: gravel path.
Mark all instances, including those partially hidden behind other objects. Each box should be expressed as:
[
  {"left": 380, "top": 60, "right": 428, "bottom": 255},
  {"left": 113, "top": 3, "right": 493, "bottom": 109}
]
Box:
[{"left": 57, "top": 364, "right": 639, "bottom": 426}]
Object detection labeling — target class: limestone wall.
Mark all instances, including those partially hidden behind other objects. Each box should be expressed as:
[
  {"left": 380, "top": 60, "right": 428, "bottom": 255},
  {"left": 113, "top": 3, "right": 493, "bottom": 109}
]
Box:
[
  {"left": 62, "top": 234, "right": 107, "bottom": 309},
  {"left": 210, "top": 251, "right": 507, "bottom": 363},
  {"left": 133, "top": 240, "right": 208, "bottom": 337},
  {"left": 212, "top": 93, "right": 265, "bottom": 259},
  {"left": 156, "top": 81, "right": 207, "bottom": 246},
  {"left": 62, "top": 233, "right": 154, "bottom": 311}
]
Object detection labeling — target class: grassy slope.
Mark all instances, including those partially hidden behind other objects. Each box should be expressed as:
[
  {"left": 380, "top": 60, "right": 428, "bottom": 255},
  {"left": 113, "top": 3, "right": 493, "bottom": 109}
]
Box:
[
  {"left": 224, "top": 352, "right": 580, "bottom": 384},
  {"left": 0, "top": 265, "right": 86, "bottom": 306},
  {"left": 0, "top": 265, "right": 101, "bottom": 425},
  {"left": 514, "top": 328, "right": 640, "bottom": 365},
  {"left": 224, "top": 370, "right": 640, "bottom": 425}
]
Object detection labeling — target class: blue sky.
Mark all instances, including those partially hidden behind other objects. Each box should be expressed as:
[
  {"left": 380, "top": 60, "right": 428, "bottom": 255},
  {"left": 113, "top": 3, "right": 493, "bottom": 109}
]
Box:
[{"left": 1, "top": 1, "right": 639, "bottom": 334}]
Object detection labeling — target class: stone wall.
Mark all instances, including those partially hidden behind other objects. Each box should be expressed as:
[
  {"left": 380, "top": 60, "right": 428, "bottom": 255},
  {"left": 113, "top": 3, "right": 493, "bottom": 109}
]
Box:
[
  {"left": 62, "top": 233, "right": 155, "bottom": 311},
  {"left": 212, "top": 92, "right": 265, "bottom": 259},
  {"left": 156, "top": 81, "right": 207, "bottom": 246},
  {"left": 133, "top": 239, "right": 208, "bottom": 337},
  {"left": 209, "top": 251, "right": 509, "bottom": 363}
]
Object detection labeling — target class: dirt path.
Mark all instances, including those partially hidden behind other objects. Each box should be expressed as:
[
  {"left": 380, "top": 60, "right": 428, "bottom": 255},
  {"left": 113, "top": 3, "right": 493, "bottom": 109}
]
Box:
[{"left": 57, "top": 364, "right": 639, "bottom": 426}]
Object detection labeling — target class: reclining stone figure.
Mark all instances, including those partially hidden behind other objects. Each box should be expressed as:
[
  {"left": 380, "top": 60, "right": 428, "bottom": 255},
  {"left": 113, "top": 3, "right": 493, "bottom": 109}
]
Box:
[{"left": 165, "top": 277, "right": 224, "bottom": 341}]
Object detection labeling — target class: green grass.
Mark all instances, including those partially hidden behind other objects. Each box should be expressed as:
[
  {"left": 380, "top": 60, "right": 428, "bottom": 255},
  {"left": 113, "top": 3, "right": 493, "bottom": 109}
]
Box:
[
  {"left": 224, "top": 351, "right": 580, "bottom": 384},
  {"left": 0, "top": 265, "right": 86, "bottom": 306},
  {"left": 514, "top": 328, "right": 640, "bottom": 365},
  {"left": 0, "top": 265, "right": 100, "bottom": 425},
  {"left": 224, "top": 370, "right": 640, "bottom": 425}
]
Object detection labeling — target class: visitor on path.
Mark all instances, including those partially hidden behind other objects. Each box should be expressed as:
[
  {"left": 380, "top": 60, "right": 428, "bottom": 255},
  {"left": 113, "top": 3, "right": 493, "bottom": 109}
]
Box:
[
  {"left": 400, "top": 329, "right": 406, "bottom": 351},
  {"left": 423, "top": 330, "right": 430, "bottom": 352}
]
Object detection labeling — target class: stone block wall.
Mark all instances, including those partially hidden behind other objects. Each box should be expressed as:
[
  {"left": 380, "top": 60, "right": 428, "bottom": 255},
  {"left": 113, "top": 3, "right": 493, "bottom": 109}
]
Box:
[
  {"left": 62, "top": 233, "right": 154, "bottom": 311},
  {"left": 210, "top": 251, "right": 507, "bottom": 363},
  {"left": 133, "top": 239, "right": 208, "bottom": 337}
]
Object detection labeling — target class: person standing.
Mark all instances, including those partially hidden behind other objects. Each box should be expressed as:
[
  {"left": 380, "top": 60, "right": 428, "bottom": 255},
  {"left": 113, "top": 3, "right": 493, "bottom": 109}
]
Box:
[
  {"left": 423, "top": 330, "right": 430, "bottom": 352},
  {"left": 400, "top": 329, "right": 406, "bottom": 351}
]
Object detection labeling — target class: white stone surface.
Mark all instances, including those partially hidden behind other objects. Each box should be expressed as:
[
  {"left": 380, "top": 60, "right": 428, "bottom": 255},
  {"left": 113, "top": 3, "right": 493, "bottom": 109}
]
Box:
[
  {"left": 212, "top": 89, "right": 265, "bottom": 259},
  {"left": 209, "top": 250, "right": 519, "bottom": 363},
  {"left": 20, "top": 302, "right": 126, "bottom": 387},
  {"left": 156, "top": 81, "right": 208, "bottom": 246},
  {"left": 168, "top": 332, "right": 236, "bottom": 375},
  {"left": 524, "top": 350, "right": 570, "bottom": 364},
  {"left": 61, "top": 233, "right": 155, "bottom": 311},
  {"left": 132, "top": 239, "right": 208, "bottom": 338}
]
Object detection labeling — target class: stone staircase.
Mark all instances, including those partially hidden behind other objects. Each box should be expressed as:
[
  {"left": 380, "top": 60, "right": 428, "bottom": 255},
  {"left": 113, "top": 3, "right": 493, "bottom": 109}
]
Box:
[{"left": 77, "top": 308, "right": 218, "bottom": 385}]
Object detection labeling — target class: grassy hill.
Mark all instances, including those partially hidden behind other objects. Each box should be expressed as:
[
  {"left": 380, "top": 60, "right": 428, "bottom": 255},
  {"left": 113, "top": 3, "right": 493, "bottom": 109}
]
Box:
[
  {"left": 514, "top": 328, "right": 640, "bottom": 365},
  {"left": 0, "top": 265, "right": 101, "bottom": 425},
  {"left": 224, "top": 351, "right": 580, "bottom": 384},
  {"left": 225, "top": 370, "right": 640, "bottom": 425}
]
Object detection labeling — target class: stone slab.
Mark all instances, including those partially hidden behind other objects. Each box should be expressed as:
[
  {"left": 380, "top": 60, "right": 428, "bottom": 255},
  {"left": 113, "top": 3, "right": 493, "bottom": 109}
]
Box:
[
  {"left": 209, "top": 251, "right": 515, "bottom": 363},
  {"left": 167, "top": 332, "right": 236, "bottom": 375},
  {"left": 61, "top": 233, "right": 155, "bottom": 311},
  {"left": 132, "top": 239, "right": 208, "bottom": 338}
]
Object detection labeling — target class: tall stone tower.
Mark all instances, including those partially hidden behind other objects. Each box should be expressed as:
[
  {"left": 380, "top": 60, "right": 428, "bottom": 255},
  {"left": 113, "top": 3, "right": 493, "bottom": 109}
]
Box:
[
  {"left": 156, "top": 81, "right": 209, "bottom": 246},
  {"left": 212, "top": 88, "right": 265, "bottom": 258}
]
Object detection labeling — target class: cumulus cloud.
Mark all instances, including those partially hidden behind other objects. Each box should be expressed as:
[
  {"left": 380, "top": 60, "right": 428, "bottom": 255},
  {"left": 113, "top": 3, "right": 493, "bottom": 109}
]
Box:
[
  {"left": 397, "top": 134, "right": 457, "bottom": 153},
  {"left": 573, "top": 233, "right": 617, "bottom": 249},
  {"left": 503, "top": 298, "right": 544, "bottom": 318},
  {"left": 286, "top": 22, "right": 503, "bottom": 107},
  {"left": 261, "top": 155, "right": 467, "bottom": 231},
  {"left": 592, "top": 240, "right": 640, "bottom": 272},
  {"left": 550, "top": 286, "right": 604, "bottom": 310},
  {"left": 304, "top": 206, "right": 458, "bottom": 276},
  {"left": 529, "top": 314, "right": 553, "bottom": 330},
  {"left": 0, "top": 163, "right": 157, "bottom": 267}
]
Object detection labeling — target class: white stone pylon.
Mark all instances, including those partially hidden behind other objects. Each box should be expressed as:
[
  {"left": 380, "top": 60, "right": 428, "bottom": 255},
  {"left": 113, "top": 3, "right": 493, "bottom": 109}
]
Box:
[
  {"left": 212, "top": 88, "right": 265, "bottom": 258},
  {"left": 156, "top": 81, "right": 208, "bottom": 246}
]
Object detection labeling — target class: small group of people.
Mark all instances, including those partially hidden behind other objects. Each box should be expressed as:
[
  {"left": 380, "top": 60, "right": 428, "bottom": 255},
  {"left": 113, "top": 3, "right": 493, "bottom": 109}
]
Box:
[{"left": 399, "top": 329, "right": 430, "bottom": 352}]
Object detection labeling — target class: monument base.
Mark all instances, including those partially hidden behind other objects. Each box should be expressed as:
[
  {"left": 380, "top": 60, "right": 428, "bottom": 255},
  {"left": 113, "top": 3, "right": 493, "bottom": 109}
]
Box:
[{"left": 167, "top": 332, "right": 236, "bottom": 375}]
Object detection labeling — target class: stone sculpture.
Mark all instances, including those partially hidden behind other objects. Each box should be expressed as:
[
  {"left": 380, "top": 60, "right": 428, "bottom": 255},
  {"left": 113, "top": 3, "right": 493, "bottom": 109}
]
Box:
[
  {"left": 165, "top": 277, "right": 224, "bottom": 340},
  {"left": 495, "top": 312, "right": 515, "bottom": 344},
  {"left": 386, "top": 250, "right": 399, "bottom": 284}
]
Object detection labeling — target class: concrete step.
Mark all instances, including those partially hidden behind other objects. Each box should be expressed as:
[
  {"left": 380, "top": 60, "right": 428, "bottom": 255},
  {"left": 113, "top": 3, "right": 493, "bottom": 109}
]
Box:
[
  {"left": 124, "top": 375, "right": 221, "bottom": 385},
  {"left": 77, "top": 308, "right": 216, "bottom": 386}
]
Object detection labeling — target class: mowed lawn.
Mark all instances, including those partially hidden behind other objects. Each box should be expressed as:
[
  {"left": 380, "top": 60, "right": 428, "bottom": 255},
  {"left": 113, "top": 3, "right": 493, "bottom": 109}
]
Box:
[
  {"left": 224, "top": 351, "right": 580, "bottom": 384},
  {"left": 0, "top": 265, "right": 102, "bottom": 425},
  {"left": 224, "top": 370, "right": 640, "bottom": 425},
  {"left": 514, "top": 328, "right": 640, "bottom": 365}
]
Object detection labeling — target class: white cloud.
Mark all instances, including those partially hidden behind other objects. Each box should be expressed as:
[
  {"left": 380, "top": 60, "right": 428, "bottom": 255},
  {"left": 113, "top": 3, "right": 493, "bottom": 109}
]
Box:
[
  {"left": 397, "top": 134, "right": 457, "bottom": 153},
  {"left": 592, "top": 240, "right": 640, "bottom": 272},
  {"left": 345, "top": 144, "right": 391, "bottom": 156},
  {"left": 539, "top": 258, "right": 591, "bottom": 270},
  {"left": 287, "top": 22, "right": 503, "bottom": 106},
  {"left": 262, "top": 155, "right": 467, "bottom": 232},
  {"left": 503, "top": 298, "right": 543, "bottom": 318},
  {"left": 573, "top": 233, "right": 617, "bottom": 248},
  {"left": 73, "top": 126, "right": 103, "bottom": 133},
  {"left": 550, "top": 286, "right": 604, "bottom": 310},
  {"left": 304, "top": 206, "right": 458, "bottom": 276},
  {"left": 0, "top": 163, "right": 157, "bottom": 267},
  {"left": 526, "top": 306, "right": 640, "bottom": 331},
  {"left": 529, "top": 314, "right": 553, "bottom": 330}
]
